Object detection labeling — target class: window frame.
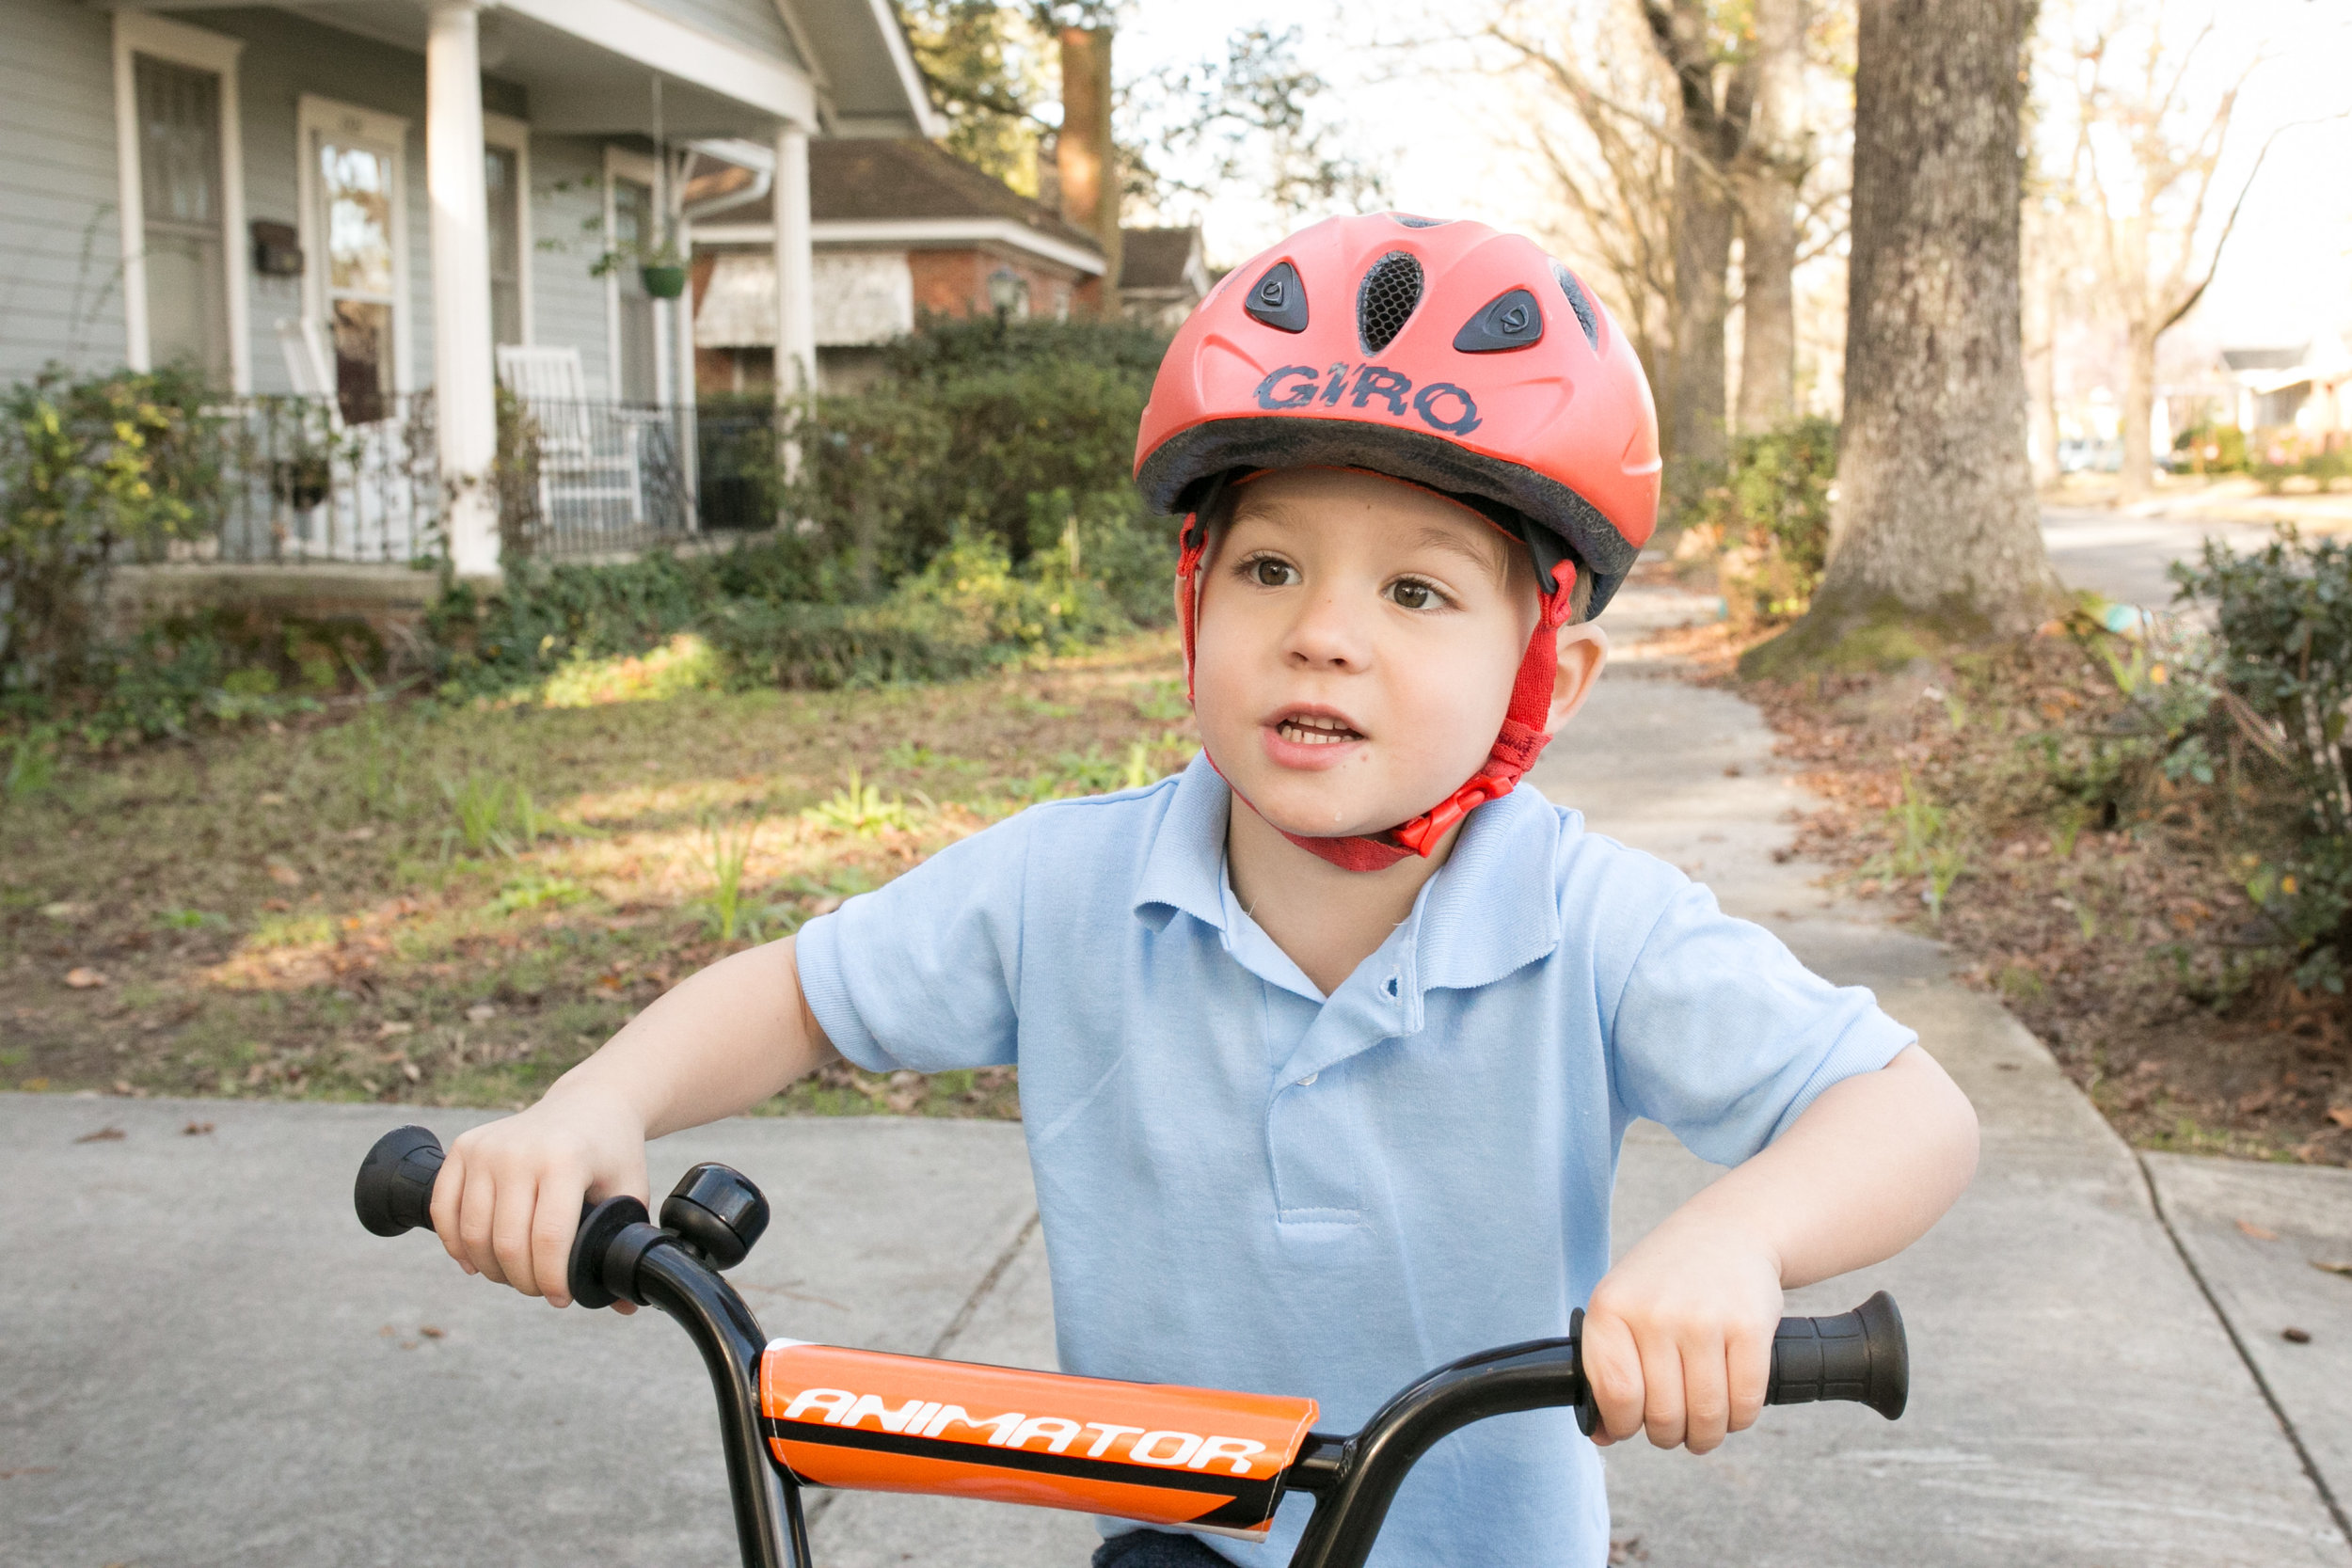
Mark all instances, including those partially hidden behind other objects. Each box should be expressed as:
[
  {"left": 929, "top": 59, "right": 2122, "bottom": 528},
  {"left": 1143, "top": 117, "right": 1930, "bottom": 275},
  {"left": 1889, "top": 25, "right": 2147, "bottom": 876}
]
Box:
[
  {"left": 483, "top": 110, "right": 533, "bottom": 349},
  {"left": 111, "top": 13, "right": 249, "bottom": 391},
  {"left": 295, "top": 93, "right": 413, "bottom": 396}
]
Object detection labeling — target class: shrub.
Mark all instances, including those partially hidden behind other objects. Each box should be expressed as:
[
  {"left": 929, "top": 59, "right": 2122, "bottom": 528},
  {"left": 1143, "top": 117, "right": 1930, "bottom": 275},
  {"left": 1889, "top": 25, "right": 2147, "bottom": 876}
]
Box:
[
  {"left": 1705, "top": 416, "right": 1838, "bottom": 624},
  {"left": 2174, "top": 528, "right": 2352, "bottom": 987},
  {"left": 2172, "top": 421, "right": 2247, "bottom": 476},
  {"left": 1, "top": 365, "right": 220, "bottom": 693}
]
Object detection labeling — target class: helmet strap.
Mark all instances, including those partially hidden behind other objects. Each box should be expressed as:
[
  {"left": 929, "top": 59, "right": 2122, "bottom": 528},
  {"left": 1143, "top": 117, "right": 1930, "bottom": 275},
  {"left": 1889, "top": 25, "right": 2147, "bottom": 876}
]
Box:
[{"left": 1178, "top": 525, "right": 1576, "bottom": 874}]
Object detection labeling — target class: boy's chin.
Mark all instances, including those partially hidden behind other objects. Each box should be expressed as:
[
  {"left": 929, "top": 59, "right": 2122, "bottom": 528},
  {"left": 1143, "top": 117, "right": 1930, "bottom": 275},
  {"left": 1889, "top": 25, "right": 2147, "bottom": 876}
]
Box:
[{"left": 1233, "top": 783, "right": 1426, "bottom": 845}]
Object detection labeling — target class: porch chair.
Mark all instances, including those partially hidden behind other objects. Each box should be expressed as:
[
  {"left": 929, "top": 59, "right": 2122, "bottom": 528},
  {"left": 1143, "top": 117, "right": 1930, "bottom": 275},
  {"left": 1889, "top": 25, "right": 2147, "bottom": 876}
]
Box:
[
  {"left": 270, "top": 316, "right": 420, "bottom": 562},
  {"left": 495, "top": 344, "right": 645, "bottom": 531}
]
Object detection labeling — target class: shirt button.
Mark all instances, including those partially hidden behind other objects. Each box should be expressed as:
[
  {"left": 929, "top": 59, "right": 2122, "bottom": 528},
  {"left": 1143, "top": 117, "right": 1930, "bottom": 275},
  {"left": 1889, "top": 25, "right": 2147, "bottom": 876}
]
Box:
[{"left": 1297, "top": 1072, "right": 1318, "bottom": 1086}]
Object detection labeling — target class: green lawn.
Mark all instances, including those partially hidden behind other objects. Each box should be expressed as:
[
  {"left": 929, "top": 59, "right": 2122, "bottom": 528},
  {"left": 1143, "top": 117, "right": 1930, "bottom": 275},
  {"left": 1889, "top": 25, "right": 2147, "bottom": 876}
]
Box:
[{"left": 0, "top": 633, "right": 1194, "bottom": 1117}]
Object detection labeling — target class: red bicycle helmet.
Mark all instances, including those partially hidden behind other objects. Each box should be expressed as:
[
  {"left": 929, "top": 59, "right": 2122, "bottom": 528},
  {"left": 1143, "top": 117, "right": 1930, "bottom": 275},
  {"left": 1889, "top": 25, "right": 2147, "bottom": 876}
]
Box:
[{"left": 1133, "top": 214, "right": 1661, "bottom": 871}]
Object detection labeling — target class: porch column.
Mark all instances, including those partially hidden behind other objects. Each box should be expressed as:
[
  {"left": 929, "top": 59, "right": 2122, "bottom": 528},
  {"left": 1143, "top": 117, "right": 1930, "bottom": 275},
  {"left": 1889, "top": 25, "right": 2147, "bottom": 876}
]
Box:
[
  {"left": 425, "top": 0, "right": 500, "bottom": 577},
  {"left": 773, "top": 120, "right": 817, "bottom": 402}
]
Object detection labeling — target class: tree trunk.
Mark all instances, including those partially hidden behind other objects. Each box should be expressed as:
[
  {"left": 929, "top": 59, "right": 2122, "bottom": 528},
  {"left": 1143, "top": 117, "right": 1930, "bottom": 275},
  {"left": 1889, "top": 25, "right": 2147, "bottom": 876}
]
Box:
[
  {"left": 1734, "top": 0, "right": 1805, "bottom": 433},
  {"left": 2120, "top": 322, "right": 2157, "bottom": 499},
  {"left": 2026, "top": 253, "right": 2061, "bottom": 489},
  {"left": 1668, "top": 151, "right": 1736, "bottom": 468},
  {"left": 1809, "top": 0, "right": 2057, "bottom": 640}
]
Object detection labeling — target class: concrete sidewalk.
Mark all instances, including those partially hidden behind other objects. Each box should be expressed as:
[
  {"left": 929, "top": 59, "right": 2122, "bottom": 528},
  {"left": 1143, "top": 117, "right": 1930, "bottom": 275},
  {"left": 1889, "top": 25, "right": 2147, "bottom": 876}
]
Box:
[{"left": 5, "top": 586, "right": 2348, "bottom": 1567}]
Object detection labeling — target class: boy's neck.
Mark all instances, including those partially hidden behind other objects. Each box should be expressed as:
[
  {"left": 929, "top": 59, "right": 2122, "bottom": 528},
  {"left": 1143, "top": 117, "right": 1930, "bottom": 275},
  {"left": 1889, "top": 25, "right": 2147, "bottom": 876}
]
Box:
[{"left": 1224, "top": 799, "right": 1461, "bottom": 997}]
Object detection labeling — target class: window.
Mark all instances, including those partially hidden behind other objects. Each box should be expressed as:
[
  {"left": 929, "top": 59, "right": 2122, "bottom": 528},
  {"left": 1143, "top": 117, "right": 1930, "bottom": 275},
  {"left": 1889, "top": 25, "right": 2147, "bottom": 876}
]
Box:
[
  {"left": 298, "top": 97, "right": 409, "bottom": 424},
  {"left": 483, "top": 113, "right": 532, "bottom": 349},
  {"left": 111, "top": 14, "right": 247, "bottom": 390}
]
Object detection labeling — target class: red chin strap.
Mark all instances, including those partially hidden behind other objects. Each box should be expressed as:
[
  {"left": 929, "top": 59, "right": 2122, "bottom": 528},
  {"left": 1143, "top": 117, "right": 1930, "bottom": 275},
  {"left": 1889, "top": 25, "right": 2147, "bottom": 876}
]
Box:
[{"left": 1175, "top": 511, "right": 1577, "bottom": 874}]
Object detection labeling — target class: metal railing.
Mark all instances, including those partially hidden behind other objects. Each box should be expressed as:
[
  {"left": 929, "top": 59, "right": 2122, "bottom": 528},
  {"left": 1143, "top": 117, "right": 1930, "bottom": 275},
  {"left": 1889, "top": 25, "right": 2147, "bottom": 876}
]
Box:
[{"left": 185, "top": 394, "right": 703, "bottom": 566}]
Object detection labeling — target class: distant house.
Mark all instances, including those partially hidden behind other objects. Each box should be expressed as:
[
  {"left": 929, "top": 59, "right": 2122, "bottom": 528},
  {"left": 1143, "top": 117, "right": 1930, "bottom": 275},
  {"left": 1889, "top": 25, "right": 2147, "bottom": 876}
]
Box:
[
  {"left": 0, "top": 0, "right": 938, "bottom": 573},
  {"left": 2220, "top": 334, "right": 2352, "bottom": 434},
  {"left": 690, "top": 138, "right": 1106, "bottom": 394},
  {"left": 1116, "top": 226, "right": 1211, "bottom": 331}
]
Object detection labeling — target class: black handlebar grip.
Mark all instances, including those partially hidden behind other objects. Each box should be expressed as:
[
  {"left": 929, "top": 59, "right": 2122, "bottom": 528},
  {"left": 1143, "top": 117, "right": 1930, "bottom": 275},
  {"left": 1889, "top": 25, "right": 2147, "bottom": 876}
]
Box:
[
  {"left": 1763, "top": 1290, "right": 1907, "bottom": 1420},
  {"left": 355, "top": 1125, "right": 445, "bottom": 1238}
]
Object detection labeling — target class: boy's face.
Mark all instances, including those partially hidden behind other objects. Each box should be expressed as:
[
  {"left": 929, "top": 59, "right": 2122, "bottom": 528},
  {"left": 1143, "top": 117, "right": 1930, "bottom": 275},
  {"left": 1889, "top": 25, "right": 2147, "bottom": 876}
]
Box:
[{"left": 1190, "top": 468, "right": 1541, "bottom": 841}]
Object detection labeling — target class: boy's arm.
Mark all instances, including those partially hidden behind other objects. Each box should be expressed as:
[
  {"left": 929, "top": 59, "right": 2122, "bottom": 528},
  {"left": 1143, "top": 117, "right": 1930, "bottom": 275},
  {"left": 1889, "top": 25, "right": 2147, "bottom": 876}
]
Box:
[
  {"left": 1580, "top": 1044, "right": 1977, "bottom": 1454},
  {"left": 428, "top": 935, "right": 835, "bottom": 1310}
]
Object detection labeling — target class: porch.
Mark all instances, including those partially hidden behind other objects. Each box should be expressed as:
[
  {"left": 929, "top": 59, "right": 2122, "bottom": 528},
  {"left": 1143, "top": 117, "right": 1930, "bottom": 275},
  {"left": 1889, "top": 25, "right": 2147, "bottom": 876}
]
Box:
[{"left": 66, "top": 0, "right": 938, "bottom": 577}]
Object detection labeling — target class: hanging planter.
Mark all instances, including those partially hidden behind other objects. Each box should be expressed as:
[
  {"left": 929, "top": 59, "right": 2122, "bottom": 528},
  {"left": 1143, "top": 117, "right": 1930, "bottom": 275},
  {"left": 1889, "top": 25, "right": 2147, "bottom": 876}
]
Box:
[{"left": 641, "top": 263, "right": 689, "bottom": 300}]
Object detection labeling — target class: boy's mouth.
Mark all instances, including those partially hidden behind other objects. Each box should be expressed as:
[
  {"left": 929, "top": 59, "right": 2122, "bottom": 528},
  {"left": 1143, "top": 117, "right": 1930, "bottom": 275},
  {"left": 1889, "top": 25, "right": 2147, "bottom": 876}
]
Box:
[{"left": 1269, "top": 708, "right": 1366, "bottom": 747}]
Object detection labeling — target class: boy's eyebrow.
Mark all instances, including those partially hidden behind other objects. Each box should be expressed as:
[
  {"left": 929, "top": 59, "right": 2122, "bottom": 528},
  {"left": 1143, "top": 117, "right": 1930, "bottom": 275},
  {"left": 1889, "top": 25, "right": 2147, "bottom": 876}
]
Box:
[{"left": 1413, "top": 524, "right": 1512, "bottom": 584}]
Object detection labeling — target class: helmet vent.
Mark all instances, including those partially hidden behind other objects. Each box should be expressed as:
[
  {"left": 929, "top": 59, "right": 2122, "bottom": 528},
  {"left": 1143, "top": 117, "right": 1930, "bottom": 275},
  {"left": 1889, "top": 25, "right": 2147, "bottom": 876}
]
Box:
[
  {"left": 1551, "top": 263, "right": 1601, "bottom": 350},
  {"left": 1358, "top": 252, "right": 1424, "bottom": 355},
  {"left": 1390, "top": 214, "right": 1451, "bottom": 229}
]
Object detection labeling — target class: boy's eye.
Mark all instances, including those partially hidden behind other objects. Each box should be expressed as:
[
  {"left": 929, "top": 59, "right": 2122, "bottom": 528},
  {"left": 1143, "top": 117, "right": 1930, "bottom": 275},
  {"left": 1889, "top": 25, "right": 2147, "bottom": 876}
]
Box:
[
  {"left": 1389, "top": 579, "right": 1438, "bottom": 610},
  {"left": 1248, "top": 558, "right": 1298, "bottom": 588}
]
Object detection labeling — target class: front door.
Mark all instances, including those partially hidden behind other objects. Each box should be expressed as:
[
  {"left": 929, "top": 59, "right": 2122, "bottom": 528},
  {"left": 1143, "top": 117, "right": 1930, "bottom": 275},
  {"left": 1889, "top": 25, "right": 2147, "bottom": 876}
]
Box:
[{"left": 313, "top": 125, "right": 401, "bottom": 423}]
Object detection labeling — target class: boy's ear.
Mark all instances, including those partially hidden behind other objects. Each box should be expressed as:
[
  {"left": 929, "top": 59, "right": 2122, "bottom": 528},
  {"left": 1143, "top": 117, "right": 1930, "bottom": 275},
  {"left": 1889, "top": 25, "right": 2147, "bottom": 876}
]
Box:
[{"left": 1547, "top": 623, "right": 1610, "bottom": 732}]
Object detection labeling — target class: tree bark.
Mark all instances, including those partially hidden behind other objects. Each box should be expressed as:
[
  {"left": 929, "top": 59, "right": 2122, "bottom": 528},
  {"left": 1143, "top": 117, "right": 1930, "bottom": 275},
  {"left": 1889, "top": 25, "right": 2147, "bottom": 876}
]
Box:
[
  {"left": 1810, "top": 0, "right": 2057, "bottom": 638},
  {"left": 2026, "top": 245, "right": 2061, "bottom": 489},
  {"left": 2121, "top": 322, "right": 2158, "bottom": 498},
  {"left": 1669, "top": 153, "right": 1737, "bottom": 467},
  {"left": 1645, "top": 0, "right": 1753, "bottom": 475},
  {"left": 1734, "top": 0, "right": 1805, "bottom": 433}
]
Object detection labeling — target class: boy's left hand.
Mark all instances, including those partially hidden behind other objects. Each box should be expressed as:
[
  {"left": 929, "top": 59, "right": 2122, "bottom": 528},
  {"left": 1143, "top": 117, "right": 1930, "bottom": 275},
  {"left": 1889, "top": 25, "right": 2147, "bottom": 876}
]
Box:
[{"left": 1579, "top": 1214, "right": 1783, "bottom": 1454}]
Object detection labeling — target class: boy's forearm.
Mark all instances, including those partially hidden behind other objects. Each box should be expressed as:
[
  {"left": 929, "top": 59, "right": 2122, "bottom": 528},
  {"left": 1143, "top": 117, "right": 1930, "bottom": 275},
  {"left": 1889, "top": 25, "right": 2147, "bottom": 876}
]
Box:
[
  {"left": 1664, "top": 1045, "right": 1978, "bottom": 1289},
  {"left": 545, "top": 934, "right": 837, "bottom": 1140}
]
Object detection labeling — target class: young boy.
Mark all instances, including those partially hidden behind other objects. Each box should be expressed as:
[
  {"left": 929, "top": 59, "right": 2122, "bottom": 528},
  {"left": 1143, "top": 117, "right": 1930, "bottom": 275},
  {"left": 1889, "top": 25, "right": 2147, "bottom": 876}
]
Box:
[{"left": 428, "top": 215, "right": 1977, "bottom": 1568}]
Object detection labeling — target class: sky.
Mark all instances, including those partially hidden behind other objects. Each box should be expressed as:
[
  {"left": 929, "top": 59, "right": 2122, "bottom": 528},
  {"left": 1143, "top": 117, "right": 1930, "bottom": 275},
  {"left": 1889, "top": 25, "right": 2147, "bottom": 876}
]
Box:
[{"left": 1115, "top": 0, "right": 2352, "bottom": 351}]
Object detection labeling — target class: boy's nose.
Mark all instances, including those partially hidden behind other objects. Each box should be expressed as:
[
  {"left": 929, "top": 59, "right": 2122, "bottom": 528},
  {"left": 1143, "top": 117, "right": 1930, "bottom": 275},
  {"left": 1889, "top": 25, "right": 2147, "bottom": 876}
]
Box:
[{"left": 1283, "top": 592, "right": 1372, "bottom": 670}]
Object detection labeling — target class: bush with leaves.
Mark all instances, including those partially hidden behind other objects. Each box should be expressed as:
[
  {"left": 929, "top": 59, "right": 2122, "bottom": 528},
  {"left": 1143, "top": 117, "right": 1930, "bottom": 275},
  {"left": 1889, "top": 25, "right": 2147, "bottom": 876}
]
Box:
[
  {"left": 2171, "top": 420, "right": 2247, "bottom": 476},
  {"left": 1, "top": 365, "right": 219, "bottom": 693},
  {"left": 2174, "top": 528, "right": 2352, "bottom": 988},
  {"left": 1704, "top": 416, "right": 1838, "bottom": 624}
]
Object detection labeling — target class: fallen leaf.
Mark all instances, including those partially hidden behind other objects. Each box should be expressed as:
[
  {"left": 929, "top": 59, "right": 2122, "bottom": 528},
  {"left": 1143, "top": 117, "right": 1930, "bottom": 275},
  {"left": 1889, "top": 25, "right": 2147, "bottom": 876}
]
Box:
[
  {"left": 345, "top": 826, "right": 376, "bottom": 841},
  {"left": 400, "top": 1061, "right": 421, "bottom": 1083},
  {"left": 2281, "top": 1326, "right": 2312, "bottom": 1344},
  {"left": 2236, "top": 1218, "right": 2280, "bottom": 1241},
  {"left": 40, "top": 901, "right": 91, "bottom": 922},
  {"left": 377, "top": 1021, "right": 415, "bottom": 1037},
  {"left": 466, "top": 1003, "right": 498, "bottom": 1023},
  {"left": 266, "top": 863, "right": 303, "bottom": 887},
  {"left": 2327, "top": 1105, "right": 2352, "bottom": 1131},
  {"left": 420, "top": 1324, "right": 445, "bottom": 1339},
  {"left": 2311, "top": 1259, "right": 2352, "bottom": 1277},
  {"left": 257, "top": 792, "right": 287, "bottom": 805},
  {"left": 64, "top": 968, "right": 107, "bottom": 990},
  {"left": 74, "top": 1126, "right": 125, "bottom": 1143},
  {"left": 183, "top": 1120, "right": 215, "bottom": 1136}
]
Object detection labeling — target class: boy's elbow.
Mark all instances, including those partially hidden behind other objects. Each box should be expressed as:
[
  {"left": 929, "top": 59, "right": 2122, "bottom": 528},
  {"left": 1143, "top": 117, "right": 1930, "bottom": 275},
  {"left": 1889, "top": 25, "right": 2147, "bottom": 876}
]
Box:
[{"left": 1894, "top": 1043, "right": 1980, "bottom": 1196}]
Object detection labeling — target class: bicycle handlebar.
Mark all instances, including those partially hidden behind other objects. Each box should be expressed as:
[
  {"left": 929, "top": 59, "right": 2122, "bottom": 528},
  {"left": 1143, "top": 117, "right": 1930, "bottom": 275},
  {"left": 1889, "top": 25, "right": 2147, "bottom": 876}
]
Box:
[{"left": 355, "top": 1125, "right": 1908, "bottom": 1568}]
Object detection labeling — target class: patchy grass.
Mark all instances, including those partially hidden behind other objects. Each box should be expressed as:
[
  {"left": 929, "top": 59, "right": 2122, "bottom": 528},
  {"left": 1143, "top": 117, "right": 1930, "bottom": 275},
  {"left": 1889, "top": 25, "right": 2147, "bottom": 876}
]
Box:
[{"left": 0, "top": 632, "right": 1194, "bottom": 1117}]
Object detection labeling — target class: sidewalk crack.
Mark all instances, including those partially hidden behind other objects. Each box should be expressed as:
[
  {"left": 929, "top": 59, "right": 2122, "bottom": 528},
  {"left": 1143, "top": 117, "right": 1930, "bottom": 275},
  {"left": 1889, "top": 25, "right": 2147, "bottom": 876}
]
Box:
[
  {"left": 2137, "top": 1151, "right": 2352, "bottom": 1544},
  {"left": 927, "top": 1209, "right": 1042, "bottom": 1359}
]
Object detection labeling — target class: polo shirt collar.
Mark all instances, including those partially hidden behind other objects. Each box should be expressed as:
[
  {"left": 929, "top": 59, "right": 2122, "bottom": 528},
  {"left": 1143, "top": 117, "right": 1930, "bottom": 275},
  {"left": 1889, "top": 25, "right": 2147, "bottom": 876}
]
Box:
[{"left": 1133, "top": 752, "right": 1566, "bottom": 998}]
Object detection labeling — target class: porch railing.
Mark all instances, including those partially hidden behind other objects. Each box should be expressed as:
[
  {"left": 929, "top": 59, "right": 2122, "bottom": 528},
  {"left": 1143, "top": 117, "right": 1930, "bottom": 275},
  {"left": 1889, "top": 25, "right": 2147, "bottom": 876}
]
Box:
[{"left": 185, "top": 394, "right": 702, "bottom": 566}]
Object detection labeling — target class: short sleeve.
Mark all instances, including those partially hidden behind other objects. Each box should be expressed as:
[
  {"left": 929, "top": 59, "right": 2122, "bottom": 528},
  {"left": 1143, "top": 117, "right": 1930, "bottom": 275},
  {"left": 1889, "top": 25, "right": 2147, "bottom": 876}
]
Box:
[
  {"left": 791, "top": 813, "right": 1031, "bottom": 1074},
  {"left": 1607, "top": 880, "right": 1915, "bottom": 1167}
]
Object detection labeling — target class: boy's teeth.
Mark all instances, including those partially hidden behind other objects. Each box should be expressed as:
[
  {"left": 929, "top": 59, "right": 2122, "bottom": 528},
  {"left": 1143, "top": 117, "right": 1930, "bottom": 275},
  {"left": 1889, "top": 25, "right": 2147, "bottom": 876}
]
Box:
[{"left": 1279, "top": 716, "right": 1358, "bottom": 745}]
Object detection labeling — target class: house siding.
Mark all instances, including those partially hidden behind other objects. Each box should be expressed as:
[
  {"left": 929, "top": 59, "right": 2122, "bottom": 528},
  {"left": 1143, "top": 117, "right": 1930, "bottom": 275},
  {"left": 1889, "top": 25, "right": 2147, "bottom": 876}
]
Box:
[
  {"left": 0, "top": 4, "right": 633, "bottom": 401},
  {"left": 639, "top": 0, "right": 806, "bottom": 70},
  {"left": 0, "top": 1, "right": 131, "bottom": 385}
]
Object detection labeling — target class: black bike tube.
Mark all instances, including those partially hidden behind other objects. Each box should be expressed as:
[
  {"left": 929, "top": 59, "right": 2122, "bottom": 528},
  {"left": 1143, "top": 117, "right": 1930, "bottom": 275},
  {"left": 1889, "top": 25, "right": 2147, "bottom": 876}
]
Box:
[{"left": 632, "top": 1243, "right": 805, "bottom": 1568}]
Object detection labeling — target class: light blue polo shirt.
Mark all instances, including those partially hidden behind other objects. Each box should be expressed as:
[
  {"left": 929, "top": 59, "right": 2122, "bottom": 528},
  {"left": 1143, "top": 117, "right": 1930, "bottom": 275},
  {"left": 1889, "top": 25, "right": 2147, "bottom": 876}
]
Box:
[{"left": 794, "top": 752, "right": 1914, "bottom": 1568}]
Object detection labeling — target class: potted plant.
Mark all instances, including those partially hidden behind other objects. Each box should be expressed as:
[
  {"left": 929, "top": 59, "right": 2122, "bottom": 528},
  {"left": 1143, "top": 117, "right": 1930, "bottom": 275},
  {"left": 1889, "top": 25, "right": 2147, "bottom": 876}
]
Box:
[{"left": 593, "top": 229, "right": 689, "bottom": 299}]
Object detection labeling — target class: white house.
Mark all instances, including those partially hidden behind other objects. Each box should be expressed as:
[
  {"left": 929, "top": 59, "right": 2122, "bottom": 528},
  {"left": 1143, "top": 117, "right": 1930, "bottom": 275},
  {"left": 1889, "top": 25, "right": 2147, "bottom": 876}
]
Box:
[{"left": 0, "top": 0, "right": 939, "bottom": 573}]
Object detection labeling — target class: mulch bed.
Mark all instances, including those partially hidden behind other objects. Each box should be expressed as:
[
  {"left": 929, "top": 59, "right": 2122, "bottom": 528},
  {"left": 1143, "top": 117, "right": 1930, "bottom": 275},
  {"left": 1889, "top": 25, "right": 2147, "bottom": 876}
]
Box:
[{"left": 1657, "top": 615, "right": 2352, "bottom": 1166}]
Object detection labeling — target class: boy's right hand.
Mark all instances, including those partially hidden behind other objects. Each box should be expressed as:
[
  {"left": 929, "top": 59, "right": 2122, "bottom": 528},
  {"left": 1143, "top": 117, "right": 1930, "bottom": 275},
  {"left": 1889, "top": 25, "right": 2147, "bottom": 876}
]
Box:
[{"left": 429, "top": 1086, "right": 651, "bottom": 1311}]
